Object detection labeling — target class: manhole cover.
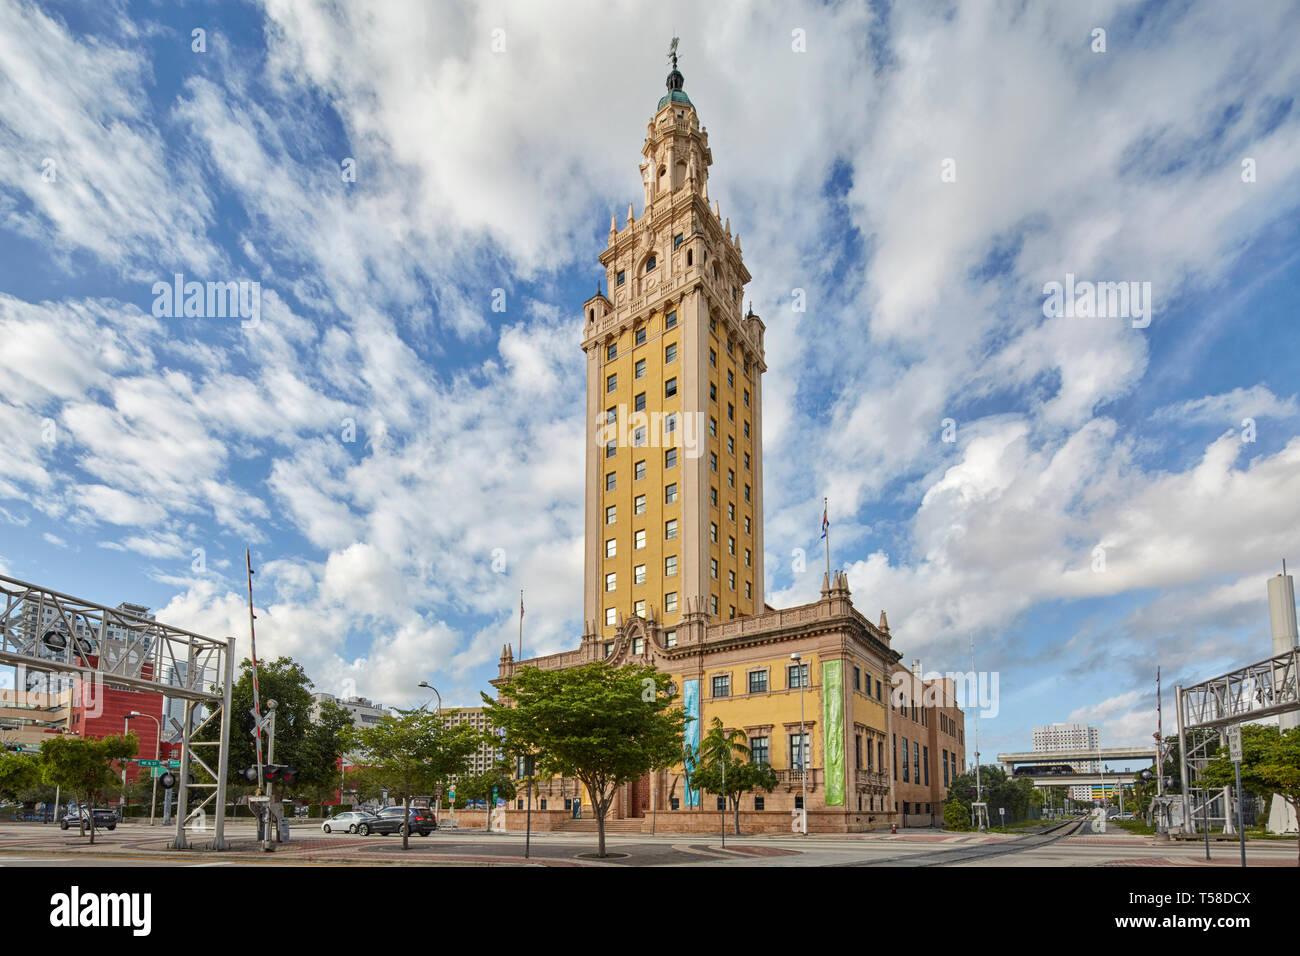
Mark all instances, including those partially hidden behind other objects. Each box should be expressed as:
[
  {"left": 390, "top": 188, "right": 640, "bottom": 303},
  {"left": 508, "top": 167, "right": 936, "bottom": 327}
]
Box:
[{"left": 575, "top": 851, "right": 630, "bottom": 860}]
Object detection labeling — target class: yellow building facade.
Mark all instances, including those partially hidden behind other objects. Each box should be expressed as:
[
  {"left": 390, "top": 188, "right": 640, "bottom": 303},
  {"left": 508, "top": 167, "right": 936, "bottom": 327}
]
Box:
[{"left": 496, "top": 48, "right": 963, "bottom": 833}]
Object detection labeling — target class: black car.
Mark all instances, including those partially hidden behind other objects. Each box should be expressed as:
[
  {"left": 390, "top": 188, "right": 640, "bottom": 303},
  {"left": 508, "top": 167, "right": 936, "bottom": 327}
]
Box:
[
  {"left": 60, "top": 808, "right": 117, "bottom": 831},
  {"left": 372, "top": 806, "right": 434, "bottom": 836}
]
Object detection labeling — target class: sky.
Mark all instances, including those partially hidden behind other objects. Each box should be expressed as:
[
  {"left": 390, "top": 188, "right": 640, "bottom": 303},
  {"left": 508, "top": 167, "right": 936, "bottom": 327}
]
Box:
[{"left": 1, "top": 0, "right": 1298, "bottom": 764}]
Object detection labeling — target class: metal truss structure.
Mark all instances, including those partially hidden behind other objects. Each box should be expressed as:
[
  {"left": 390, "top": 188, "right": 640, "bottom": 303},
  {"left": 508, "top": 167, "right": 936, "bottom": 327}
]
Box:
[
  {"left": 0, "top": 573, "right": 233, "bottom": 849},
  {"left": 1175, "top": 648, "right": 1300, "bottom": 835}
]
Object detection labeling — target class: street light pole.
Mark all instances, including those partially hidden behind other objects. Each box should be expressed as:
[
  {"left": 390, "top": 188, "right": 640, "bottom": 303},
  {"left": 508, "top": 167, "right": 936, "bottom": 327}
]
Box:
[
  {"left": 417, "top": 681, "right": 443, "bottom": 819},
  {"left": 791, "top": 653, "right": 807, "bottom": 835},
  {"left": 127, "top": 712, "right": 162, "bottom": 826}
]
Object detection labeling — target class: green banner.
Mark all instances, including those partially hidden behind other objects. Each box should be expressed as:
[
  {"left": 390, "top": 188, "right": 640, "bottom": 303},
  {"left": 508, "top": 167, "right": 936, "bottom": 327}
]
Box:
[{"left": 822, "top": 660, "right": 845, "bottom": 806}]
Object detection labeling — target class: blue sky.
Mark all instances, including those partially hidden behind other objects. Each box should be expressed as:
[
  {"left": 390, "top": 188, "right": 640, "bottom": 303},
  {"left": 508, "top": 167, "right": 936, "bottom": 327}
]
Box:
[{"left": 1, "top": 0, "right": 1298, "bottom": 764}]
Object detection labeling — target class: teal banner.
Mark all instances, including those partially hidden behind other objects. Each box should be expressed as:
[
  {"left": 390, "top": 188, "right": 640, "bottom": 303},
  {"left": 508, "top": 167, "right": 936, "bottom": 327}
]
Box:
[{"left": 684, "top": 679, "right": 700, "bottom": 806}]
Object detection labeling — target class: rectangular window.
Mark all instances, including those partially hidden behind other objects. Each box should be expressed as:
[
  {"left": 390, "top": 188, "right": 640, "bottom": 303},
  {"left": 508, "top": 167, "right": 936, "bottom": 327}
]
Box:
[
  {"left": 855, "top": 734, "right": 862, "bottom": 770},
  {"left": 744, "top": 484, "right": 751, "bottom": 502},
  {"left": 744, "top": 516, "right": 750, "bottom": 534},
  {"left": 902, "top": 736, "right": 908, "bottom": 782},
  {"left": 605, "top": 538, "right": 616, "bottom": 558},
  {"left": 604, "top": 641, "right": 614, "bottom": 657},
  {"left": 665, "top": 310, "right": 677, "bottom": 329},
  {"left": 634, "top": 564, "right": 646, "bottom": 585},
  {"left": 710, "top": 487, "right": 718, "bottom": 507},
  {"left": 754, "top": 796, "right": 764, "bottom": 811},
  {"left": 665, "top": 342, "right": 677, "bottom": 363},
  {"left": 606, "top": 373, "right": 617, "bottom": 393},
  {"left": 728, "top": 503, "right": 735, "bottom": 522},
  {"left": 605, "top": 608, "right": 616, "bottom": 627},
  {"left": 710, "top": 595, "right": 718, "bottom": 615},
  {"left": 616, "top": 269, "right": 626, "bottom": 286},
  {"left": 923, "top": 745, "right": 930, "bottom": 786},
  {"left": 665, "top": 483, "right": 678, "bottom": 504},
  {"left": 728, "top": 536, "right": 735, "bottom": 555},
  {"left": 605, "top": 505, "right": 616, "bottom": 524},
  {"left": 665, "top": 518, "right": 677, "bottom": 539},
  {"left": 709, "top": 452, "right": 717, "bottom": 472},
  {"left": 665, "top": 447, "right": 677, "bottom": 469},
  {"left": 665, "top": 592, "right": 678, "bottom": 613},
  {"left": 635, "top": 392, "right": 646, "bottom": 412},
  {"left": 665, "top": 629, "right": 677, "bottom": 647},
  {"left": 634, "top": 529, "right": 646, "bottom": 550},
  {"left": 635, "top": 326, "right": 647, "bottom": 344},
  {"left": 711, "top": 675, "right": 730, "bottom": 698},
  {"left": 727, "top": 370, "right": 734, "bottom": 388},
  {"left": 710, "top": 558, "right": 718, "bottom": 579},
  {"left": 728, "top": 570, "right": 735, "bottom": 590},
  {"left": 790, "top": 733, "right": 809, "bottom": 770},
  {"left": 664, "top": 554, "right": 677, "bottom": 576},
  {"left": 709, "top": 383, "right": 717, "bottom": 403},
  {"left": 744, "top": 388, "right": 750, "bottom": 407},
  {"left": 709, "top": 348, "right": 717, "bottom": 367},
  {"left": 915, "top": 742, "right": 921, "bottom": 786},
  {"left": 749, "top": 670, "right": 768, "bottom": 694},
  {"left": 727, "top": 468, "right": 734, "bottom": 487},
  {"left": 635, "top": 358, "right": 646, "bottom": 379},
  {"left": 673, "top": 233, "right": 684, "bottom": 249},
  {"left": 745, "top": 549, "right": 751, "bottom": 566},
  {"left": 634, "top": 494, "right": 646, "bottom": 515},
  {"left": 633, "top": 601, "right": 645, "bottom": 620},
  {"left": 605, "top": 441, "right": 616, "bottom": 459},
  {"left": 710, "top": 522, "right": 718, "bottom": 542},
  {"left": 744, "top": 421, "right": 750, "bottom": 438},
  {"left": 854, "top": 666, "right": 861, "bottom": 691},
  {"left": 709, "top": 417, "right": 717, "bottom": 437},
  {"left": 727, "top": 436, "right": 734, "bottom": 455},
  {"left": 634, "top": 460, "right": 646, "bottom": 480},
  {"left": 605, "top": 572, "right": 616, "bottom": 592},
  {"left": 745, "top": 581, "right": 751, "bottom": 599},
  {"left": 665, "top": 377, "right": 678, "bottom": 398},
  {"left": 605, "top": 472, "right": 616, "bottom": 492},
  {"left": 744, "top": 452, "right": 750, "bottom": 470},
  {"left": 607, "top": 343, "right": 617, "bottom": 360},
  {"left": 606, "top": 406, "right": 617, "bottom": 425},
  {"left": 788, "top": 663, "right": 809, "bottom": 689},
  {"left": 727, "top": 402, "right": 734, "bottom": 421},
  {"left": 750, "top": 736, "right": 769, "bottom": 764}
]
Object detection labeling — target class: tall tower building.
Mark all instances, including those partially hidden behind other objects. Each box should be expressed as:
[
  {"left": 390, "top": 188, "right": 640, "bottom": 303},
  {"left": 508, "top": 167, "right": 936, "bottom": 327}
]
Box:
[{"left": 581, "top": 47, "right": 766, "bottom": 639}]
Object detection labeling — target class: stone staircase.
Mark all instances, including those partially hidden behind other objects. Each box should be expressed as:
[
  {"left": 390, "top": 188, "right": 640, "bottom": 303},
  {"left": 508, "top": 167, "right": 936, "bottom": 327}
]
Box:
[{"left": 554, "top": 818, "right": 645, "bottom": 834}]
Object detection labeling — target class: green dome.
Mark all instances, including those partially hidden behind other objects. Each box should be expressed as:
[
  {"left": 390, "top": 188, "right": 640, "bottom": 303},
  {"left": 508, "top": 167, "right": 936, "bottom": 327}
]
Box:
[{"left": 658, "top": 89, "right": 692, "bottom": 109}]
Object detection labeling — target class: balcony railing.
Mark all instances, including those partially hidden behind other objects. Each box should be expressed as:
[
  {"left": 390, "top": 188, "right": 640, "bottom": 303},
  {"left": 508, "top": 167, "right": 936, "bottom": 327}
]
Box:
[{"left": 775, "top": 768, "right": 820, "bottom": 792}]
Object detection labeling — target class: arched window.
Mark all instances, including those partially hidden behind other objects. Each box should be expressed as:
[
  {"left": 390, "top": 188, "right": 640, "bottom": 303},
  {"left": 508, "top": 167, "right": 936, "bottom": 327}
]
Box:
[
  {"left": 589, "top": 309, "right": 595, "bottom": 324},
  {"left": 645, "top": 256, "right": 657, "bottom": 273}
]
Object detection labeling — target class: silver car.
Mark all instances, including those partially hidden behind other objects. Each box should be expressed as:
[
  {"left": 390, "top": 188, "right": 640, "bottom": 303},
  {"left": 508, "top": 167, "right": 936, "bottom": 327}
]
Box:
[{"left": 321, "top": 810, "right": 376, "bottom": 834}]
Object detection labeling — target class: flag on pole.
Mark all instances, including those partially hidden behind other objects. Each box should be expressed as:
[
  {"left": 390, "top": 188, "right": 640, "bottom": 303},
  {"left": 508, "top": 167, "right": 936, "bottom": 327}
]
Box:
[
  {"left": 820, "top": 502, "right": 829, "bottom": 540},
  {"left": 520, "top": 591, "right": 524, "bottom": 619}
]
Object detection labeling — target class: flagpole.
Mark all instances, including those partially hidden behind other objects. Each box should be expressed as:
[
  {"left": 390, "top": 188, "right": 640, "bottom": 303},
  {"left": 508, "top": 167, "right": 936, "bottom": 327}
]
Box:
[
  {"left": 518, "top": 589, "right": 524, "bottom": 662},
  {"left": 824, "top": 497, "right": 831, "bottom": 578}
]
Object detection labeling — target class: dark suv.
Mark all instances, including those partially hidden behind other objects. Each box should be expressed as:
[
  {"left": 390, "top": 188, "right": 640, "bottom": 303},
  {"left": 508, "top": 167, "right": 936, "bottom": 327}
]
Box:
[
  {"left": 371, "top": 806, "right": 434, "bottom": 836},
  {"left": 60, "top": 808, "right": 117, "bottom": 831}
]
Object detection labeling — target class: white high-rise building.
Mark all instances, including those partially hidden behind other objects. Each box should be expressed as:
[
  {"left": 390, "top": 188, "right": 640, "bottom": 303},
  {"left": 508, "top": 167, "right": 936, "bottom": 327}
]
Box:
[{"left": 1033, "top": 722, "right": 1100, "bottom": 800}]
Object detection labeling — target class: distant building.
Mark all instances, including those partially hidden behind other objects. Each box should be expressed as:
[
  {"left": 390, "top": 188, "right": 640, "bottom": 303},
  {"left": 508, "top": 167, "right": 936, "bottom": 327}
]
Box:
[
  {"left": 440, "top": 706, "right": 500, "bottom": 782},
  {"left": 1032, "top": 722, "right": 1100, "bottom": 800}
]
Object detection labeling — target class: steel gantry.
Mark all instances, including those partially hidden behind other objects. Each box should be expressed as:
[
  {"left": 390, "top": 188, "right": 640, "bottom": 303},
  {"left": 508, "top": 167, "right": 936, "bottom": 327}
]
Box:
[
  {"left": 1174, "top": 648, "right": 1300, "bottom": 834},
  {"left": 0, "top": 573, "right": 234, "bottom": 849}
]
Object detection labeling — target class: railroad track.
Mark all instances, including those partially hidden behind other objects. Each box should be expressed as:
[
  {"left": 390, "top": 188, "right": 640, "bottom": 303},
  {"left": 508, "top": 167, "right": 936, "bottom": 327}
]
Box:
[{"left": 837, "top": 816, "right": 1087, "bottom": 867}]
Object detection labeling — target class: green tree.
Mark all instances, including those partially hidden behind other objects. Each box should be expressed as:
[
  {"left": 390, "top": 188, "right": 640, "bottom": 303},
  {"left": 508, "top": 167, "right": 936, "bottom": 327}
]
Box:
[
  {"left": 943, "top": 796, "right": 971, "bottom": 831},
  {"left": 483, "top": 662, "right": 687, "bottom": 857},
  {"left": 197, "top": 657, "right": 343, "bottom": 794},
  {"left": 0, "top": 752, "right": 41, "bottom": 804},
  {"left": 461, "top": 761, "right": 518, "bottom": 828},
  {"left": 689, "top": 717, "right": 777, "bottom": 835},
  {"left": 1199, "top": 724, "right": 1300, "bottom": 865},
  {"left": 39, "top": 734, "right": 137, "bottom": 843},
  {"left": 350, "top": 709, "right": 479, "bottom": 850}
]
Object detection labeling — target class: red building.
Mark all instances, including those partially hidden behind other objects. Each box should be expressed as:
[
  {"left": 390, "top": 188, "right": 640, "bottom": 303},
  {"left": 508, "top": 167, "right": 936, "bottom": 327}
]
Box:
[{"left": 68, "top": 678, "right": 164, "bottom": 784}]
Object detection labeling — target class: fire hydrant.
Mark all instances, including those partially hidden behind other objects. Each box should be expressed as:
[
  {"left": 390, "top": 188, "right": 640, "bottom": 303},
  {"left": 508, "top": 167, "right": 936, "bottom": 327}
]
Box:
[{"left": 890, "top": 823, "right": 897, "bottom": 834}]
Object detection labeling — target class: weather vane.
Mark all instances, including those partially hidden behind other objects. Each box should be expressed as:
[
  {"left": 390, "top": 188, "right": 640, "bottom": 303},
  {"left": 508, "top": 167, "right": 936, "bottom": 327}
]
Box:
[{"left": 668, "top": 36, "right": 679, "bottom": 69}]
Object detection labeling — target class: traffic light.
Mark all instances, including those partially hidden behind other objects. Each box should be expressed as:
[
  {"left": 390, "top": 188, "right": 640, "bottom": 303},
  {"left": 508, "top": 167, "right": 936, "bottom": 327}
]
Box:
[
  {"left": 159, "top": 772, "right": 176, "bottom": 789},
  {"left": 251, "top": 765, "right": 299, "bottom": 785},
  {"left": 241, "top": 766, "right": 260, "bottom": 784}
]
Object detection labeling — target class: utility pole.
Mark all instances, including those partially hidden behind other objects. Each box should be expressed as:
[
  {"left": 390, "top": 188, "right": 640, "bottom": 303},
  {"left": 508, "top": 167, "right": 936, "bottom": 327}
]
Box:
[{"left": 971, "top": 634, "right": 984, "bottom": 831}]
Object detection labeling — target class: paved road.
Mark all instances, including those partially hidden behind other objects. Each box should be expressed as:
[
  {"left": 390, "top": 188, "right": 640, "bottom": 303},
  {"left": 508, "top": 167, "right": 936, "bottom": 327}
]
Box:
[{"left": 0, "top": 820, "right": 1293, "bottom": 867}]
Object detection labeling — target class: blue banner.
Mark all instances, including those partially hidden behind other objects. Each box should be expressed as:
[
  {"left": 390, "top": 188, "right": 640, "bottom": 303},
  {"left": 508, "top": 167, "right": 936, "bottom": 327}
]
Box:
[{"left": 683, "top": 678, "right": 700, "bottom": 807}]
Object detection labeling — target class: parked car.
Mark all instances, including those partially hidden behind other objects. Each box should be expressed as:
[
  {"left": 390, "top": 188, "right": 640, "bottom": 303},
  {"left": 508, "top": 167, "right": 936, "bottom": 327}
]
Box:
[
  {"left": 321, "top": 810, "right": 377, "bottom": 834},
  {"left": 60, "top": 808, "right": 117, "bottom": 831},
  {"left": 375, "top": 806, "right": 434, "bottom": 836}
]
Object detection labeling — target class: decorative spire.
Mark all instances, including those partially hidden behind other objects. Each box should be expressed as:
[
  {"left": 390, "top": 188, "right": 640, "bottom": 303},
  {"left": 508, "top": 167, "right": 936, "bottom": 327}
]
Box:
[
  {"left": 666, "top": 36, "right": 683, "bottom": 92},
  {"left": 878, "top": 610, "right": 890, "bottom": 632}
]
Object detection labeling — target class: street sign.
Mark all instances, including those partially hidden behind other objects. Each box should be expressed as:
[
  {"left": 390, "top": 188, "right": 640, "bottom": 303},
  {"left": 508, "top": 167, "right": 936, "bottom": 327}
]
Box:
[
  {"left": 1227, "top": 724, "right": 1243, "bottom": 763},
  {"left": 150, "top": 767, "right": 165, "bottom": 778},
  {"left": 139, "top": 759, "right": 160, "bottom": 768},
  {"left": 168, "top": 760, "right": 180, "bottom": 769}
]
